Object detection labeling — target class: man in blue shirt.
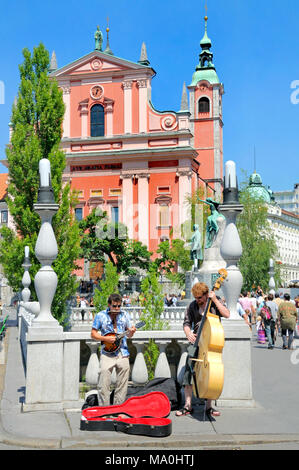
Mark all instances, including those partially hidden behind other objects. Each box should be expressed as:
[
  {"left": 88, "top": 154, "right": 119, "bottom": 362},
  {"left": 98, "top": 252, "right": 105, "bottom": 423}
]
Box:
[{"left": 91, "top": 293, "right": 136, "bottom": 406}]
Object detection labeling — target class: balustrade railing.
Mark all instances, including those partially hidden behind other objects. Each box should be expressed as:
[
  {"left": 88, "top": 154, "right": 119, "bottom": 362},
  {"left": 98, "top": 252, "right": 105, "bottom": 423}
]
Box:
[{"left": 69, "top": 306, "right": 186, "bottom": 331}]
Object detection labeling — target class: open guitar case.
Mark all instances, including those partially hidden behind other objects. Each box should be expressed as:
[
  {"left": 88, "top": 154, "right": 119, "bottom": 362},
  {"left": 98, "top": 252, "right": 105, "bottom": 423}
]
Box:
[{"left": 80, "top": 391, "right": 172, "bottom": 437}]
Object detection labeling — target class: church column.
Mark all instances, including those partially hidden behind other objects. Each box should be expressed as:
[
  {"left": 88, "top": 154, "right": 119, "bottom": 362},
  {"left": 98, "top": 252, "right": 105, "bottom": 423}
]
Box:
[
  {"left": 61, "top": 82, "right": 71, "bottom": 138},
  {"left": 121, "top": 174, "right": 134, "bottom": 239},
  {"left": 79, "top": 100, "right": 89, "bottom": 138},
  {"left": 122, "top": 80, "right": 133, "bottom": 134},
  {"left": 105, "top": 100, "right": 114, "bottom": 136},
  {"left": 137, "top": 79, "right": 148, "bottom": 133},
  {"left": 137, "top": 173, "right": 149, "bottom": 247}
]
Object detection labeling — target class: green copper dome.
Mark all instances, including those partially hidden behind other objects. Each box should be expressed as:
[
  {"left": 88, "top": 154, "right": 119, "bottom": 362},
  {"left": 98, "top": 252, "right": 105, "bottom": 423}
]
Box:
[
  {"left": 246, "top": 172, "right": 272, "bottom": 203},
  {"left": 190, "top": 67, "right": 220, "bottom": 86}
]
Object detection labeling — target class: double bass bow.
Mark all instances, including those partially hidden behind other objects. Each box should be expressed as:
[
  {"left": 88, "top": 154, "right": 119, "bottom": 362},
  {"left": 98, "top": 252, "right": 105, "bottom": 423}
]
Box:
[{"left": 189, "top": 268, "right": 228, "bottom": 400}]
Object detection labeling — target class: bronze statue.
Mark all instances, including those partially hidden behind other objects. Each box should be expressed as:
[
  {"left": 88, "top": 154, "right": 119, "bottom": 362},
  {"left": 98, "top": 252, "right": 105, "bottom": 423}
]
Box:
[
  {"left": 199, "top": 198, "right": 225, "bottom": 249},
  {"left": 190, "top": 224, "right": 203, "bottom": 269}
]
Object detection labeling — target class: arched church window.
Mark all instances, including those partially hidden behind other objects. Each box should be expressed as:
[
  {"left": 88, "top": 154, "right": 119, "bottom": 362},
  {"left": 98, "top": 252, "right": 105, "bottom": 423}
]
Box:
[
  {"left": 90, "top": 104, "right": 105, "bottom": 137},
  {"left": 198, "top": 97, "right": 210, "bottom": 114}
]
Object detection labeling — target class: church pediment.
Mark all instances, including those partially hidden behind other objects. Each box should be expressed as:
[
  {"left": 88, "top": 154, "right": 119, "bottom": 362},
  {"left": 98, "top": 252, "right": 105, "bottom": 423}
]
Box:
[{"left": 50, "top": 51, "right": 153, "bottom": 78}]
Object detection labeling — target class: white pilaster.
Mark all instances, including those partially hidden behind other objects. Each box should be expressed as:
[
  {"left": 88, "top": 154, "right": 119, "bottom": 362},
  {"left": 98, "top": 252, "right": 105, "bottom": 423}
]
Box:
[
  {"left": 79, "top": 100, "right": 89, "bottom": 138},
  {"left": 121, "top": 174, "right": 134, "bottom": 239},
  {"left": 106, "top": 100, "right": 114, "bottom": 136},
  {"left": 122, "top": 80, "right": 133, "bottom": 134},
  {"left": 137, "top": 79, "right": 148, "bottom": 133},
  {"left": 178, "top": 169, "right": 192, "bottom": 227},
  {"left": 61, "top": 82, "right": 71, "bottom": 138},
  {"left": 137, "top": 173, "right": 149, "bottom": 247}
]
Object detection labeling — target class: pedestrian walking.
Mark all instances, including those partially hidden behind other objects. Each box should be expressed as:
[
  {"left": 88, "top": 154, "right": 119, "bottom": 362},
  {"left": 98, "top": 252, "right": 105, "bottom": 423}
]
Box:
[
  {"left": 256, "top": 315, "right": 266, "bottom": 344},
  {"left": 239, "top": 291, "right": 256, "bottom": 325},
  {"left": 237, "top": 301, "right": 251, "bottom": 329},
  {"left": 277, "top": 293, "right": 298, "bottom": 350},
  {"left": 260, "top": 294, "right": 277, "bottom": 349}
]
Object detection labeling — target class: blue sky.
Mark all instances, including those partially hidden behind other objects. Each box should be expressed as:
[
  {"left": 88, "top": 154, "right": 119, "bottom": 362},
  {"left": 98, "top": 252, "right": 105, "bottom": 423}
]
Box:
[{"left": 0, "top": 0, "right": 298, "bottom": 191}]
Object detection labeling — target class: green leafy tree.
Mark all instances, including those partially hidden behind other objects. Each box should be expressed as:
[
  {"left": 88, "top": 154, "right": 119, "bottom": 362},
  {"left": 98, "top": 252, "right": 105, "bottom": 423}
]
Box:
[
  {"left": 154, "top": 239, "right": 193, "bottom": 287},
  {"left": 79, "top": 208, "right": 152, "bottom": 275},
  {"left": 139, "top": 267, "right": 168, "bottom": 379},
  {"left": 237, "top": 189, "right": 281, "bottom": 292},
  {"left": 93, "top": 261, "right": 120, "bottom": 312},
  {"left": 0, "top": 43, "right": 80, "bottom": 324}
]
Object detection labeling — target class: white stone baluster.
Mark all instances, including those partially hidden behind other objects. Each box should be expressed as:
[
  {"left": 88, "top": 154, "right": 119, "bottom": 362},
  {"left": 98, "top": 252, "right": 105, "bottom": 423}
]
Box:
[
  {"left": 177, "top": 341, "right": 188, "bottom": 385},
  {"left": 154, "top": 341, "right": 171, "bottom": 378},
  {"left": 21, "top": 246, "right": 31, "bottom": 304},
  {"left": 131, "top": 342, "right": 148, "bottom": 384},
  {"left": 85, "top": 341, "right": 100, "bottom": 386}
]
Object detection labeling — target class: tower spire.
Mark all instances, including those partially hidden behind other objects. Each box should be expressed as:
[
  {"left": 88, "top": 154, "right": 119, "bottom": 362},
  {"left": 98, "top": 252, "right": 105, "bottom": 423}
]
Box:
[
  {"left": 180, "top": 82, "right": 189, "bottom": 111},
  {"left": 49, "top": 51, "right": 57, "bottom": 72},
  {"left": 138, "top": 42, "right": 150, "bottom": 66},
  {"left": 104, "top": 17, "right": 114, "bottom": 55},
  {"left": 189, "top": 9, "right": 219, "bottom": 86}
]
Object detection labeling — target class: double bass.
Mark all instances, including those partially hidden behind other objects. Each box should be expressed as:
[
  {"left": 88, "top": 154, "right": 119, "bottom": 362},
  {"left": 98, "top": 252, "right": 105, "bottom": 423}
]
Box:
[{"left": 190, "top": 268, "right": 228, "bottom": 400}]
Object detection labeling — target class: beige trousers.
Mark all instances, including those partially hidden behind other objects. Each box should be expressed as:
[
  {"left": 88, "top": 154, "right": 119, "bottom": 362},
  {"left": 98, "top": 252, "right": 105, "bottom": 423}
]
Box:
[{"left": 98, "top": 352, "right": 130, "bottom": 406}]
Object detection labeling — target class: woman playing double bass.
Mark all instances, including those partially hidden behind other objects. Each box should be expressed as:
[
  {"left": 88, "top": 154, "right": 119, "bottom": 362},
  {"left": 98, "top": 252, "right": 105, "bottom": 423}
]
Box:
[{"left": 176, "top": 282, "right": 230, "bottom": 418}]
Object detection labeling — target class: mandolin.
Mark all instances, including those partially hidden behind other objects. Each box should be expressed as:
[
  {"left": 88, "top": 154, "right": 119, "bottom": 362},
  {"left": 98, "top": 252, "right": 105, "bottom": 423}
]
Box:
[
  {"left": 190, "top": 268, "right": 228, "bottom": 400},
  {"left": 102, "top": 321, "right": 145, "bottom": 352}
]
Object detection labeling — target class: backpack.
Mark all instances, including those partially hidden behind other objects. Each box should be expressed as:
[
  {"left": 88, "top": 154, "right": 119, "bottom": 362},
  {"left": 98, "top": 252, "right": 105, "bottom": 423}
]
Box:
[
  {"left": 261, "top": 304, "right": 272, "bottom": 320},
  {"left": 126, "top": 377, "right": 182, "bottom": 410}
]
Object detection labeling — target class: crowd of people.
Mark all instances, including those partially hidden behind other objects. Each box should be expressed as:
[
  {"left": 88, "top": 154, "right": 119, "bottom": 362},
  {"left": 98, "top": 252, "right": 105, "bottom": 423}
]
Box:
[{"left": 238, "top": 288, "right": 299, "bottom": 350}]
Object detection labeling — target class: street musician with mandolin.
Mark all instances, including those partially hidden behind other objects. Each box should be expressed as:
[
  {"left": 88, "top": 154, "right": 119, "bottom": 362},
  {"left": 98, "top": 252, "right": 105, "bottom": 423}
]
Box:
[
  {"left": 176, "top": 281, "right": 230, "bottom": 418},
  {"left": 91, "top": 293, "right": 136, "bottom": 406}
]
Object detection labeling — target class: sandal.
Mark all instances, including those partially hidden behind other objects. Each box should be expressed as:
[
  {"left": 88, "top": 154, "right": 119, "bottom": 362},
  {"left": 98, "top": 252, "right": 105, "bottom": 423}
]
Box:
[
  {"left": 206, "top": 407, "right": 221, "bottom": 417},
  {"left": 175, "top": 407, "right": 194, "bottom": 417}
]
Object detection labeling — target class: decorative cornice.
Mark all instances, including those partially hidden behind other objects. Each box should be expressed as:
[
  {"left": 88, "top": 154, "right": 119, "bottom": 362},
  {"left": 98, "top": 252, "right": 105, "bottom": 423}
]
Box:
[{"left": 155, "top": 194, "right": 172, "bottom": 205}]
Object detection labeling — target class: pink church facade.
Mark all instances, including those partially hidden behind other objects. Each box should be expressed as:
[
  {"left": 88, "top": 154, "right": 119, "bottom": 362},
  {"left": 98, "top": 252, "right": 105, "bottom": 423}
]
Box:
[{"left": 50, "top": 19, "right": 224, "bottom": 256}]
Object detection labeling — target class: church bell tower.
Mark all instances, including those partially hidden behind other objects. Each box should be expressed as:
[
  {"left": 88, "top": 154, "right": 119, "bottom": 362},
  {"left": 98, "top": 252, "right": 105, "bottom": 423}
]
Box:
[{"left": 188, "top": 14, "right": 224, "bottom": 200}]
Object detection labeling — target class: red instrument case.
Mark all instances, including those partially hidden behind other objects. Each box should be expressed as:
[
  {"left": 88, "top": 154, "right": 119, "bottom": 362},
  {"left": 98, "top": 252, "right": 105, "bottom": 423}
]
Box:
[{"left": 80, "top": 391, "right": 172, "bottom": 437}]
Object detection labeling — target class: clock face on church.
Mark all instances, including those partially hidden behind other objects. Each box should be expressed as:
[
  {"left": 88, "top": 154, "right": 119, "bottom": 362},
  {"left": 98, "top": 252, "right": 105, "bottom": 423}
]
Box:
[{"left": 90, "top": 85, "right": 104, "bottom": 100}]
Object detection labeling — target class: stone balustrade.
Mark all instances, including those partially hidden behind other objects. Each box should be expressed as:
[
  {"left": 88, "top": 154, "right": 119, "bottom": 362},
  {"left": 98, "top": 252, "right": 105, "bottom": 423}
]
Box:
[
  {"left": 69, "top": 306, "right": 187, "bottom": 331},
  {"left": 19, "top": 309, "right": 187, "bottom": 410}
]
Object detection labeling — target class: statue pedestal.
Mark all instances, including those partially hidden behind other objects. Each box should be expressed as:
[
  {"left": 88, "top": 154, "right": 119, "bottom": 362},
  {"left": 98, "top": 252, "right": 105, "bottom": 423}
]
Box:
[
  {"left": 184, "top": 270, "right": 201, "bottom": 302},
  {"left": 196, "top": 216, "right": 227, "bottom": 292},
  {"left": 217, "top": 319, "right": 255, "bottom": 408}
]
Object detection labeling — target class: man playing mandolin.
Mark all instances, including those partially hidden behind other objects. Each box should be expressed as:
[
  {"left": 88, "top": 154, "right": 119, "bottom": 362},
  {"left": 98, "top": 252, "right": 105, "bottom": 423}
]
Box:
[
  {"left": 176, "top": 282, "right": 230, "bottom": 418},
  {"left": 91, "top": 293, "right": 136, "bottom": 406}
]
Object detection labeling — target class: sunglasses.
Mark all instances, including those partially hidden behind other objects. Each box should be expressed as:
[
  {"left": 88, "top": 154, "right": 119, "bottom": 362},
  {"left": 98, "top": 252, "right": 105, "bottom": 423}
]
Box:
[
  {"left": 195, "top": 294, "right": 208, "bottom": 300},
  {"left": 111, "top": 304, "right": 122, "bottom": 309}
]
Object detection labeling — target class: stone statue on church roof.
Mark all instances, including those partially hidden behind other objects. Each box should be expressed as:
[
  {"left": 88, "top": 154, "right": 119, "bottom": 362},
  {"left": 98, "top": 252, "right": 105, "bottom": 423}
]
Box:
[{"left": 94, "top": 25, "right": 103, "bottom": 51}]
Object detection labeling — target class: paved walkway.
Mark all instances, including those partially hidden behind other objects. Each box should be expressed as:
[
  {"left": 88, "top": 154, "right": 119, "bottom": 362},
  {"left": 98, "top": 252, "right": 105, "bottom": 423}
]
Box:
[{"left": 1, "top": 309, "right": 299, "bottom": 450}]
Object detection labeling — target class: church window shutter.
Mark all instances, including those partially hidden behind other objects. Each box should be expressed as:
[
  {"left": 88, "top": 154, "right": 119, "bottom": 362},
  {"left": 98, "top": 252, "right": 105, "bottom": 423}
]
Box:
[{"left": 90, "top": 104, "right": 105, "bottom": 136}]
